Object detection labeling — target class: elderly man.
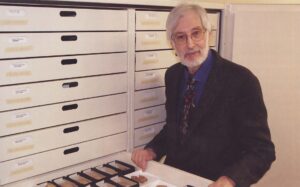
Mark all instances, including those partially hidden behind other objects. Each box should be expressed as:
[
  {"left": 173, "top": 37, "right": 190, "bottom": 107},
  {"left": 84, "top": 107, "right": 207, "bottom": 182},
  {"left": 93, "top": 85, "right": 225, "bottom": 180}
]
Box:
[{"left": 131, "top": 3, "right": 275, "bottom": 187}]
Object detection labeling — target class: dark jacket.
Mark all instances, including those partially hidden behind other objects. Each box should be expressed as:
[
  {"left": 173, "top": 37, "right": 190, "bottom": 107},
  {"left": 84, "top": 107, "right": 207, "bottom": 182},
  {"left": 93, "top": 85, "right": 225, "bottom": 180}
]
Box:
[{"left": 146, "top": 50, "right": 276, "bottom": 187}]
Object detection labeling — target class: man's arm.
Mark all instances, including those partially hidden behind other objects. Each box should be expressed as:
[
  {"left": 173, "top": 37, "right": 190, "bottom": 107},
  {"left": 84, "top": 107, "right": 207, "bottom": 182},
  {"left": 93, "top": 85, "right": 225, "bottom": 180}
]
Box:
[{"left": 222, "top": 74, "right": 276, "bottom": 186}]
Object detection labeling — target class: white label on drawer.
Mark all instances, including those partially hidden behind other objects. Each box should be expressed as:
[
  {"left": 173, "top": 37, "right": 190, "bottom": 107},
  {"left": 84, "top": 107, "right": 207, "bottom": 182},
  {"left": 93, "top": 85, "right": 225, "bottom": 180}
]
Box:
[
  {"left": 145, "top": 33, "right": 158, "bottom": 40},
  {"left": 146, "top": 13, "right": 158, "bottom": 20},
  {"left": 16, "top": 159, "right": 32, "bottom": 168},
  {"left": 9, "top": 36, "right": 28, "bottom": 44},
  {"left": 11, "top": 159, "right": 34, "bottom": 175},
  {"left": 10, "top": 62, "right": 28, "bottom": 70},
  {"left": 146, "top": 53, "right": 158, "bottom": 60},
  {"left": 13, "top": 88, "right": 30, "bottom": 95},
  {"left": 143, "top": 127, "right": 155, "bottom": 134},
  {"left": 13, "top": 136, "right": 33, "bottom": 146},
  {"left": 6, "top": 9, "right": 26, "bottom": 17},
  {"left": 144, "top": 72, "right": 157, "bottom": 78},
  {"left": 12, "top": 112, "right": 30, "bottom": 121},
  {"left": 143, "top": 92, "right": 156, "bottom": 99},
  {"left": 144, "top": 109, "right": 154, "bottom": 116}
]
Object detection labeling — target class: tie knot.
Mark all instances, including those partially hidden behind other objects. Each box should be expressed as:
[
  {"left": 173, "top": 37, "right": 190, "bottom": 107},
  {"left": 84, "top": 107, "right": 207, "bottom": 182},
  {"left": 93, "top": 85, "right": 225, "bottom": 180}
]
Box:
[{"left": 187, "top": 75, "right": 195, "bottom": 84}]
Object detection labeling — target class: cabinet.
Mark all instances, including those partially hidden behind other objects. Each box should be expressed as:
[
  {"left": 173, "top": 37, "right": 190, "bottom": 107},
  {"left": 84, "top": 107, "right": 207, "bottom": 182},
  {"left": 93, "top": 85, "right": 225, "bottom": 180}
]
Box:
[
  {"left": 0, "top": 4, "right": 129, "bottom": 185},
  {"left": 133, "top": 10, "right": 173, "bottom": 148},
  {"left": 0, "top": 1, "right": 223, "bottom": 186}
]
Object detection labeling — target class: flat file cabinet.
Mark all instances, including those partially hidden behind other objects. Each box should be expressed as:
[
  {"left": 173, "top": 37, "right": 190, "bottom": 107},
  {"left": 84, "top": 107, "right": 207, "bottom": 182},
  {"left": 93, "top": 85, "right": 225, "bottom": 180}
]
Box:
[
  {"left": 0, "top": 4, "right": 129, "bottom": 185},
  {"left": 0, "top": 1, "right": 223, "bottom": 186}
]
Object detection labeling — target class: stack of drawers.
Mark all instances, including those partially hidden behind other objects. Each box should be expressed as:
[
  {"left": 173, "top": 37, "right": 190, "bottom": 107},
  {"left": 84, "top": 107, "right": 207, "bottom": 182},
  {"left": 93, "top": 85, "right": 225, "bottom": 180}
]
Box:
[
  {"left": 0, "top": 5, "right": 129, "bottom": 185},
  {"left": 133, "top": 10, "right": 176, "bottom": 148},
  {"left": 133, "top": 10, "right": 221, "bottom": 148},
  {"left": 207, "top": 12, "right": 221, "bottom": 51}
]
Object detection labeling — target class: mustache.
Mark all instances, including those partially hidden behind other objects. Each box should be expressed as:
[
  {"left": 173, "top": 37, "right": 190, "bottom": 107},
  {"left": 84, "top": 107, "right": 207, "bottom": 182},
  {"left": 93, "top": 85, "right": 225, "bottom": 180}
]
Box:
[{"left": 184, "top": 49, "right": 201, "bottom": 56}]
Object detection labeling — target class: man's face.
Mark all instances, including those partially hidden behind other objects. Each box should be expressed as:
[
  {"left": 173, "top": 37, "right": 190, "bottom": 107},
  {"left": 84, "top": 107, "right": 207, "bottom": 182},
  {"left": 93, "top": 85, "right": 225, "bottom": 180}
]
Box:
[{"left": 171, "top": 11, "right": 209, "bottom": 72}]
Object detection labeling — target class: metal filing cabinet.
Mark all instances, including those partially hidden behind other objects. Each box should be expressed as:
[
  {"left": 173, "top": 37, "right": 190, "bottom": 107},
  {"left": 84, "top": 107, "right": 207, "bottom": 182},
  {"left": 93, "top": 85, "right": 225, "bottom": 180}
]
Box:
[
  {"left": 0, "top": 5, "right": 129, "bottom": 185},
  {"left": 133, "top": 9, "right": 221, "bottom": 148},
  {"left": 0, "top": 1, "right": 224, "bottom": 186},
  {"left": 134, "top": 10, "right": 173, "bottom": 148}
]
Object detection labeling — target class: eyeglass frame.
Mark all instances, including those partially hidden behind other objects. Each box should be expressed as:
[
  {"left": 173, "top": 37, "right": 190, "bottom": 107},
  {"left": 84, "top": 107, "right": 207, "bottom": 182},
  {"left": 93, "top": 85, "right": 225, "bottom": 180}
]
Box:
[{"left": 171, "top": 27, "right": 207, "bottom": 46}]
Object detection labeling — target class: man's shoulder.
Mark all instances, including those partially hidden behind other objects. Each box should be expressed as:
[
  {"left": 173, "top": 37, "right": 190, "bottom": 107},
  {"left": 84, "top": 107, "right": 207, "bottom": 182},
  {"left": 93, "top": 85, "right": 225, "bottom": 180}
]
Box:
[
  {"left": 167, "top": 62, "right": 184, "bottom": 71},
  {"left": 213, "top": 51, "right": 256, "bottom": 79},
  {"left": 166, "top": 62, "right": 184, "bottom": 76}
]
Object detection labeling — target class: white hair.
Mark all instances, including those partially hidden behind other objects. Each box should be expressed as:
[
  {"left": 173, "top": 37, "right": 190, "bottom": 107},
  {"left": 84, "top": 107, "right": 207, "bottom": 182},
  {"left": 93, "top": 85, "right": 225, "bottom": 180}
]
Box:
[{"left": 166, "top": 3, "right": 212, "bottom": 41}]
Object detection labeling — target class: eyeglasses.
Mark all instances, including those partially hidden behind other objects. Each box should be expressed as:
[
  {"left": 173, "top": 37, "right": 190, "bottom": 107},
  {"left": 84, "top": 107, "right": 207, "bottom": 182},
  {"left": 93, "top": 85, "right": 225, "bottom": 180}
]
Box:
[{"left": 171, "top": 28, "right": 206, "bottom": 45}]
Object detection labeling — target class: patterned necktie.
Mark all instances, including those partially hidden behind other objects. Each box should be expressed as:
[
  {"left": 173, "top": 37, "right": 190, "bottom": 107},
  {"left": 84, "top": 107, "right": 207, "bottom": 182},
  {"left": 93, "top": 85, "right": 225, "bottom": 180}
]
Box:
[{"left": 180, "top": 75, "right": 197, "bottom": 137}]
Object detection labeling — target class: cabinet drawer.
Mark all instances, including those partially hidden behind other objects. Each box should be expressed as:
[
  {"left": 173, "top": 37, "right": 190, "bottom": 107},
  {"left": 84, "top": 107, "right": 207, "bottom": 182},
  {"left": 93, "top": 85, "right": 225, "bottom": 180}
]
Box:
[
  {"left": 0, "top": 32, "right": 127, "bottom": 59},
  {"left": 0, "top": 73, "right": 127, "bottom": 112},
  {"left": 136, "top": 11, "right": 169, "bottom": 30},
  {"left": 0, "top": 133, "right": 127, "bottom": 186},
  {"left": 207, "top": 12, "right": 220, "bottom": 30},
  {"left": 134, "top": 105, "right": 166, "bottom": 128},
  {"left": 134, "top": 122, "right": 164, "bottom": 147},
  {"left": 135, "top": 69, "right": 166, "bottom": 90},
  {"left": 134, "top": 87, "right": 165, "bottom": 109},
  {"left": 0, "top": 93, "right": 127, "bottom": 136},
  {"left": 0, "top": 53, "right": 127, "bottom": 86},
  {"left": 0, "top": 113, "right": 127, "bottom": 162},
  {"left": 135, "top": 50, "right": 177, "bottom": 71},
  {"left": 209, "top": 30, "right": 218, "bottom": 47},
  {"left": 136, "top": 31, "right": 170, "bottom": 51},
  {"left": 0, "top": 6, "right": 127, "bottom": 31}
]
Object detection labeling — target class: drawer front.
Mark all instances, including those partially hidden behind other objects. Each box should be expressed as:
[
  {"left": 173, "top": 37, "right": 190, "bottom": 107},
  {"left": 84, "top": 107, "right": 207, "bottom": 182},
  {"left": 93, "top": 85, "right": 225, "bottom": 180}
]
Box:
[
  {"left": 134, "top": 87, "right": 165, "bottom": 109},
  {"left": 134, "top": 122, "right": 164, "bottom": 147},
  {"left": 135, "top": 50, "right": 177, "bottom": 71},
  {"left": 209, "top": 30, "right": 218, "bottom": 47},
  {"left": 0, "top": 73, "right": 127, "bottom": 111},
  {"left": 0, "top": 133, "right": 127, "bottom": 186},
  {"left": 135, "top": 69, "right": 166, "bottom": 90},
  {"left": 136, "top": 31, "right": 170, "bottom": 51},
  {"left": 0, "top": 93, "right": 127, "bottom": 136},
  {"left": 0, "top": 53, "right": 127, "bottom": 86},
  {"left": 134, "top": 105, "right": 166, "bottom": 128},
  {"left": 0, "top": 113, "right": 127, "bottom": 162},
  {"left": 136, "top": 11, "right": 169, "bottom": 30},
  {"left": 207, "top": 12, "right": 220, "bottom": 30},
  {"left": 0, "top": 6, "right": 127, "bottom": 31},
  {"left": 0, "top": 32, "right": 127, "bottom": 59}
]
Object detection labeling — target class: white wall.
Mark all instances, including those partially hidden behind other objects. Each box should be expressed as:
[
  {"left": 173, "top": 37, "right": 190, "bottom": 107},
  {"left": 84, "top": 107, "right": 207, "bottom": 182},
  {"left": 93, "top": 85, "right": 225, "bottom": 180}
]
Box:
[
  {"left": 197, "top": 0, "right": 300, "bottom": 4},
  {"left": 225, "top": 4, "right": 300, "bottom": 186}
]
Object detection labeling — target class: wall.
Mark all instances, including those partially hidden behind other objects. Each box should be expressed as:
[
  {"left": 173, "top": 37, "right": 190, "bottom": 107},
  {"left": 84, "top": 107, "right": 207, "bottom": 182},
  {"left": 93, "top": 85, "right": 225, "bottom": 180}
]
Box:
[
  {"left": 224, "top": 4, "right": 300, "bottom": 187},
  {"left": 196, "top": 0, "right": 300, "bottom": 4}
]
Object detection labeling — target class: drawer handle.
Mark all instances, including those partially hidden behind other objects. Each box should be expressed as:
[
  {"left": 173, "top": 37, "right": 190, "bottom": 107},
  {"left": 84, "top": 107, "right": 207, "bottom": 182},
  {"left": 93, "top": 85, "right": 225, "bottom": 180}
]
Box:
[
  {"left": 62, "top": 81, "right": 78, "bottom": 88},
  {"left": 61, "top": 58, "right": 77, "bottom": 65},
  {"left": 62, "top": 104, "right": 78, "bottom": 111},
  {"left": 60, "top": 11, "right": 77, "bottom": 17},
  {"left": 61, "top": 35, "right": 77, "bottom": 41},
  {"left": 64, "top": 147, "right": 79, "bottom": 155},
  {"left": 63, "top": 126, "right": 79, "bottom": 133}
]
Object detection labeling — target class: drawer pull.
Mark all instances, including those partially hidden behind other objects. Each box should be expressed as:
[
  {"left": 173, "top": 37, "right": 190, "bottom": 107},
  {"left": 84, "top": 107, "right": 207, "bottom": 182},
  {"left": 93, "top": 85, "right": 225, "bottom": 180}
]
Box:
[
  {"left": 62, "top": 104, "right": 78, "bottom": 111},
  {"left": 61, "top": 58, "right": 77, "bottom": 65},
  {"left": 62, "top": 81, "right": 78, "bottom": 88},
  {"left": 60, "top": 11, "right": 77, "bottom": 17},
  {"left": 63, "top": 126, "right": 79, "bottom": 133},
  {"left": 64, "top": 147, "right": 79, "bottom": 155},
  {"left": 61, "top": 35, "right": 77, "bottom": 41}
]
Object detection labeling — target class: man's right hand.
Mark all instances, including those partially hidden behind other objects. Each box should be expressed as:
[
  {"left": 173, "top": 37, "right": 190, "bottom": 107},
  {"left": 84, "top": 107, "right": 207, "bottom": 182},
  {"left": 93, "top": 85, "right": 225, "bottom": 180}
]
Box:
[{"left": 131, "top": 148, "right": 156, "bottom": 171}]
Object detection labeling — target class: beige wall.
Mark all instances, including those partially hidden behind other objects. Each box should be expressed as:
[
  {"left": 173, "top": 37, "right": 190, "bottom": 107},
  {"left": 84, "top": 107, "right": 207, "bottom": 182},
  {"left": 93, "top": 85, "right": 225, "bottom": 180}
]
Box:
[{"left": 197, "top": 0, "right": 300, "bottom": 4}]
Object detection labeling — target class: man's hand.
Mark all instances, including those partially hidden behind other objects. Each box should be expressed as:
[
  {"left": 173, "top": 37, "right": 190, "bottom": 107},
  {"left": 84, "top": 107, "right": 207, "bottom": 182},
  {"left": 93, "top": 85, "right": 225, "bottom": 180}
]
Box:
[
  {"left": 131, "top": 148, "right": 156, "bottom": 171},
  {"left": 208, "top": 176, "right": 236, "bottom": 187}
]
